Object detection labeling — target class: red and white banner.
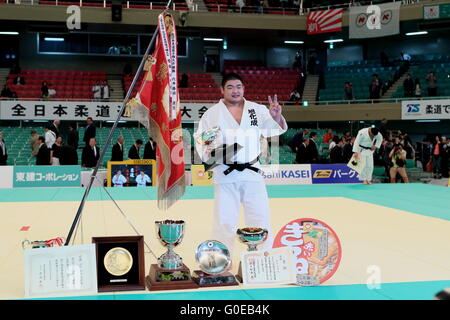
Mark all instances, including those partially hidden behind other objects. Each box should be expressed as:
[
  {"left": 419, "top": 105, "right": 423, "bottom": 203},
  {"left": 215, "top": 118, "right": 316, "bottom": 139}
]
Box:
[
  {"left": 307, "top": 9, "right": 343, "bottom": 35},
  {"left": 125, "top": 13, "right": 185, "bottom": 209}
]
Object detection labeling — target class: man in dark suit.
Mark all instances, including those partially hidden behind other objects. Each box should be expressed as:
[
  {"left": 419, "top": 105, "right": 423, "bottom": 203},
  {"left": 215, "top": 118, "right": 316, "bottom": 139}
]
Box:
[
  {"left": 0, "top": 131, "right": 7, "bottom": 165},
  {"left": 128, "top": 139, "right": 143, "bottom": 160},
  {"left": 83, "top": 117, "right": 96, "bottom": 147},
  {"left": 67, "top": 123, "right": 79, "bottom": 150},
  {"left": 307, "top": 132, "right": 319, "bottom": 163},
  {"left": 82, "top": 137, "right": 100, "bottom": 168},
  {"left": 343, "top": 136, "right": 355, "bottom": 164},
  {"left": 111, "top": 136, "right": 125, "bottom": 162},
  {"left": 288, "top": 128, "right": 309, "bottom": 153},
  {"left": 144, "top": 137, "right": 157, "bottom": 160},
  {"left": 295, "top": 138, "right": 310, "bottom": 164},
  {"left": 49, "top": 120, "right": 60, "bottom": 138},
  {"left": 330, "top": 139, "right": 344, "bottom": 163},
  {"left": 36, "top": 136, "right": 51, "bottom": 165}
]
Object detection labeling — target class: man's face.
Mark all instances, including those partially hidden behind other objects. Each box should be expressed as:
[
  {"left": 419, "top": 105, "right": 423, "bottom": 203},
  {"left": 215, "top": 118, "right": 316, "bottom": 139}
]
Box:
[
  {"left": 221, "top": 79, "right": 244, "bottom": 105},
  {"left": 118, "top": 137, "right": 124, "bottom": 144},
  {"left": 89, "top": 138, "right": 96, "bottom": 147},
  {"left": 0, "top": 132, "right": 3, "bottom": 140},
  {"left": 87, "top": 118, "right": 93, "bottom": 125},
  {"left": 116, "top": 171, "right": 121, "bottom": 176},
  {"left": 55, "top": 120, "right": 60, "bottom": 126}
]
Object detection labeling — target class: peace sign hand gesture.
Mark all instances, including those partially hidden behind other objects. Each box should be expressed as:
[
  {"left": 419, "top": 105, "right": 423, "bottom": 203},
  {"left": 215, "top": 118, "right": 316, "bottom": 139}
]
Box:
[{"left": 268, "top": 94, "right": 282, "bottom": 121}]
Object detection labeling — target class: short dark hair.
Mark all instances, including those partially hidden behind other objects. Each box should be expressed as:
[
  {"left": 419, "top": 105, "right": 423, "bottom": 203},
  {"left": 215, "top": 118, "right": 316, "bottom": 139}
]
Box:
[
  {"left": 136, "top": 139, "right": 143, "bottom": 145},
  {"left": 221, "top": 72, "right": 244, "bottom": 88},
  {"left": 87, "top": 117, "right": 93, "bottom": 121},
  {"left": 31, "top": 130, "right": 37, "bottom": 134},
  {"left": 38, "top": 136, "right": 45, "bottom": 143},
  {"left": 371, "top": 127, "right": 380, "bottom": 136},
  {"left": 310, "top": 132, "right": 317, "bottom": 138}
]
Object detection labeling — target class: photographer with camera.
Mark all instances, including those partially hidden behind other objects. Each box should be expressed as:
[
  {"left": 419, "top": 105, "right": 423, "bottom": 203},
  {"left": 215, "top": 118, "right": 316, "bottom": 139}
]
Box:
[{"left": 389, "top": 143, "right": 409, "bottom": 183}]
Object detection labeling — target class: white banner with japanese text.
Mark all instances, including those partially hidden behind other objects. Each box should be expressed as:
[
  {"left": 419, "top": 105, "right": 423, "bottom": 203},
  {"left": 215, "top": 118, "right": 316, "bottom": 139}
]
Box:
[
  {"left": 401, "top": 99, "right": 450, "bottom": 120},
  {"left": 0, "top": 100, "right": 214, "bottom": 122}
]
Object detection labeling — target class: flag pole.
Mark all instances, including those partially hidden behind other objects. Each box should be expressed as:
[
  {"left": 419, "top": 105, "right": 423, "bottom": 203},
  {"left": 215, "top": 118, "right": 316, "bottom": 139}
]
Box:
[{"left": 65, "top": 0, "right": 175, "bottom": 245}]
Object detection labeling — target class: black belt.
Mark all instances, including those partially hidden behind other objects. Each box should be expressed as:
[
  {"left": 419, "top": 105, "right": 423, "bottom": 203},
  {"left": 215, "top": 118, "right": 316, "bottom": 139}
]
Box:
[
  {"left": 223, "top": 157, "right": 261, "bottom": 176},
  {"left": 359, "top": 145, "right": 372, "bottom": 150}
]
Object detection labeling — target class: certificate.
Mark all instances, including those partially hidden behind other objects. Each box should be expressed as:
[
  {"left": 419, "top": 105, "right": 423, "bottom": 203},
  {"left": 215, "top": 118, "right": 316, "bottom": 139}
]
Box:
[
  {"left": 240, "top": 247, "right": 296, "bottom": 286},
  {"left": 24, "top": 244, "right": 98, "bottom": 298}
]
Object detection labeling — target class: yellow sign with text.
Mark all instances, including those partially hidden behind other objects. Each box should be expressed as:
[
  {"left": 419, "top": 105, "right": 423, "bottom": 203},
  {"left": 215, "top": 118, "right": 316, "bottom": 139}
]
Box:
[{"left": 191, "top": 165, "right": 213, "bottom": 186}]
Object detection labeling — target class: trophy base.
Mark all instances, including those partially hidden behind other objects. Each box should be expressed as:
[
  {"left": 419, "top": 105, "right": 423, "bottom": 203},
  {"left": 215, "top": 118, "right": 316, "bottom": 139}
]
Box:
[
  {"left": 192, "top": 270, "right": 239, "bottom": 287},
  {"left": 146, "top": 264, "right": 198, "bottom": 291}
]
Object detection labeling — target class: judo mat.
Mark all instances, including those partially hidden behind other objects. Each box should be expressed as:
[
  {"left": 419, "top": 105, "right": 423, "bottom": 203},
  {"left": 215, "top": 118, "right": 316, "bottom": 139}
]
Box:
[{"left": 0, "top": 183, "right": 449, "bottom": 300}]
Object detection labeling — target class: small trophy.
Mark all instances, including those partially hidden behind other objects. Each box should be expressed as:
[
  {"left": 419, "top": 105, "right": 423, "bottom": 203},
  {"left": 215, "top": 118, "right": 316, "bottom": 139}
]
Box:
[
  {"left": 146, "top": 220, "right": 198, "bottom": 291},
  {"left": 192, "top": 240, "right": 239, "bottom": 287},
  {"left": 235, "top": 228, "right": 268, "bottom": 282}
]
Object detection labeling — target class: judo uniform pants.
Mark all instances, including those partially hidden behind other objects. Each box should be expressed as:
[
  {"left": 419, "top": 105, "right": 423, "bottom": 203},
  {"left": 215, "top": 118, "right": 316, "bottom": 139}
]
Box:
[
  {"left": 359, "top": 153, "right": 374, "bottom": 182},
  {"left": 212, "top": 181, "right": 273, "bottom": 253}
]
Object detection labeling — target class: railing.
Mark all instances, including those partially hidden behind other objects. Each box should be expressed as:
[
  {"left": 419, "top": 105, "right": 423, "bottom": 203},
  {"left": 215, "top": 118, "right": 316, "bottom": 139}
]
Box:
[{"left": 0, "top": 0, "right": 433, "bottom": 15}]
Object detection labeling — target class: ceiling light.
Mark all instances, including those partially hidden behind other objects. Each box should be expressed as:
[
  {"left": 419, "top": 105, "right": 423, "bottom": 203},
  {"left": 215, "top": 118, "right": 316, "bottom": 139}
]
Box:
[
  {"left": 406, "top": 31, "right": 428, "bottom": 36},
  {"left": 324, "top": 39, "right": 343, "bottom": 43}
]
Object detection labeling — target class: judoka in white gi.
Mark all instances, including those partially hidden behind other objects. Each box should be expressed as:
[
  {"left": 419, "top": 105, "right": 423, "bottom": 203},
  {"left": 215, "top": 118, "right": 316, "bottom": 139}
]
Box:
[
  {"left": 195, "top": 72, "right": 287, "bottom": 253},
  {"left": 352, "top": 127, "right": 383, "bottom": 184},
  {"left": 136, "top": 171, "right": 151, "bottom": 187},
  {"left": 112, "top": 170, "right": 127, "bottom": 187}
]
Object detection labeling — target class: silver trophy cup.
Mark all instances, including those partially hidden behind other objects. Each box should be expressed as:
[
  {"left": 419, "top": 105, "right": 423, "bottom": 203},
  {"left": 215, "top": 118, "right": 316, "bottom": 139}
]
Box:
[
  {"left": 155, "top": 220, "right": 185, "bottom": 269},
  {"left": 237, "top": 228, "right": 268, "bottom": 251}
]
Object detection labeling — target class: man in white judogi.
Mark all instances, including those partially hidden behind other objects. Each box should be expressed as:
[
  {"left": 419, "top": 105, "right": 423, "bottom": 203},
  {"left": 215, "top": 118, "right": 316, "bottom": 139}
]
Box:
[
  {"left": 352, "top": 127, "right": 383, "bottom": 184},
  {"left": 136, "top": 171, "right": 151, "bottom": 187},
  {"left": 195, "top": 72, "right": 287, "bottom": 253},
  {"left": 112, "top": 170, "right": 127, "bottom": 187}
]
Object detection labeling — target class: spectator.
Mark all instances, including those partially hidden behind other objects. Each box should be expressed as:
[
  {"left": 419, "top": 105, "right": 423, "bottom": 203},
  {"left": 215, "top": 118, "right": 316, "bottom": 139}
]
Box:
[
  {"left": 328, "top": 135, "right": 339, "bottom": 152},
  {"left": 92, "top": 80, "right": 102, "bottom": 100},
  {"left": 442, "top": 137, "right": 450, "bottom": 178},
  {"left": 0, "top": 131, "right": 7, "bottom": 165},
  {"left": 343, "top": 136, "right": 355, "bottom": 163},
  {"left": 82, "top": 137, "right": 100, "bottom": 168},
  {"left": 289, "top": 128, "right": 308, "bottom": 153},
  {"left": 13, "top": 75, "right": 25, "bottom": 85},
  {"left": 179, "top": 73, "right": 189, "bottom": 88},
  {"left": 400, "top": 51, "right": 411, "bottom": 64},
  {"left": 432, "top": 135, "right": 443, "bottom": 179},
  {"left": 389, "top": 143, "right": 409, "bottom": 183},
  {"left": 50, "top": 136, "right": 63, "bottom": 166},
  {"left": 83, "top": 117, "right": 96, "bottom": 146},
  {"left": 288, "top": 89, "right": 301, "bottom": 104},
  {"left": 1, "top": 84, "right": 16, "bottom": 98},
  {"left": 111, "top": 136, "right": 125, "bottom": 162},
  {"left": 128, "top": 139, "right": 143, "bottom": 160},
  {"left": 49, "top": 120, "right": 60, "bottom": 137},
  {"left": 41, "top": 81, "right": 49, "bottom": 99},
  {"left": 101, "top": 80, "right": 110, "bottom": 101},
  {"left": 67, "top": 123, "right": 79, "bottom": 150},
  {"left": 414, "top": 78, "right": 422, "bottom": 98},
  {"left": 123, "top": 63, "right": 132, "bottom": 77},
  {"left": 369, "top": 77, "right": 382, "bottom": 100},
  {"left": 36, "top": 136, "right": 51, "bottom": 165},
  {"left": 48, "top": 84, "right": 56, "bottom": 98},
  {"left": 44, "top": 125, "right": 56, "bottom": 149},
  {"left": 426, "top": 72, "right": 438, "bottom": 97},
  {"left": 144, "top": 137, "right": 157, "bottom": 160},
  {"left": 60, "top": 143, "right": 79, "bottom": 165},
  {"left": 295, "top": 138, "right": 309, "bottom": 164},
  {"left": 403, "top": 73, "right": 414, "bottom": 97},
  {"left": 307, "top": 131, "right": 319, "bottom": 163},
  {"left": 330, "top": 137, "right": 344, "bottom": 163},
  {"left": 29, "top": 130, "right": 40, "bottom": 158},
  {"left": 323, "top": 128, "right": 334, "bottom": 144},
  {"left": 344, "top": 82, "right": 354, "bottom": 100}
]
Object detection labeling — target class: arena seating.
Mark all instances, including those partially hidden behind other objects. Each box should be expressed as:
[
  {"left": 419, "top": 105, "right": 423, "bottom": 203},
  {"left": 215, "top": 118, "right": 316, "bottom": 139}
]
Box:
[
  {"left": 6, "top": 70, "right": 106, "bottom": 100},
  {"left": 391, "top": 55, "right": 450, "bottom": 98},
  {"left": 319, "top": 59, "right": 400, "bottom": 103},
  {"left": 123, "top": 73, "right": 220, "bottom": 101},
  {"left": 224, "top": 61, "right": 302, "bottom": 102}
]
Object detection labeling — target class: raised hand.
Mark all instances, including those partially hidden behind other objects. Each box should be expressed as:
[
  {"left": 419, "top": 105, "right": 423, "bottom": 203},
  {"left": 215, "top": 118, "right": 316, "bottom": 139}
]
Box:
[{"left": 268, "top": 94, "right": 282, "bottom": 119}]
